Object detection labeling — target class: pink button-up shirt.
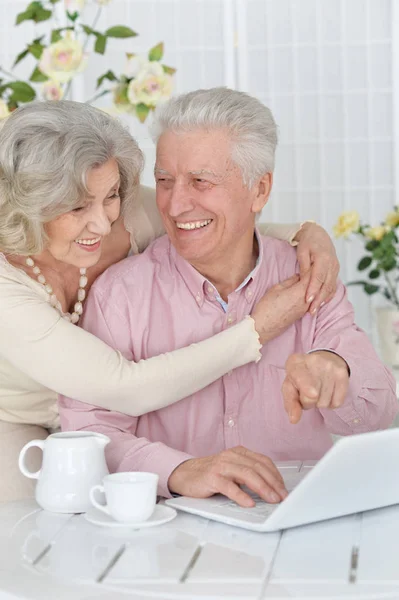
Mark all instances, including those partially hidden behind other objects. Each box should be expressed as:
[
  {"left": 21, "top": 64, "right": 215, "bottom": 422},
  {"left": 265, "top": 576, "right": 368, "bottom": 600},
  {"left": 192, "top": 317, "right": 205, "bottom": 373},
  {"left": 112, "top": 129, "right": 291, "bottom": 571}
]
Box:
[{"left": 59, "top": 233, "right": 398, "bottom": 498}]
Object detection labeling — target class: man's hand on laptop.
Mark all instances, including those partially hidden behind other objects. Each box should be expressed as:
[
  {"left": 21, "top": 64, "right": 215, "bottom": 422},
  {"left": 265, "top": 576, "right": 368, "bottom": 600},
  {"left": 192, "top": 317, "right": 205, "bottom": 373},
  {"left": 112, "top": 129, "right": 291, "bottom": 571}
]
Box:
[
  {"left": 251, "top": 272, "right": 311, "bottom": 345},
  {"left": 168, "top": 446, "right": 288, "bottom": 508},
  {"left": 282, "top": 351, "right": 350, "bottom": 424}
]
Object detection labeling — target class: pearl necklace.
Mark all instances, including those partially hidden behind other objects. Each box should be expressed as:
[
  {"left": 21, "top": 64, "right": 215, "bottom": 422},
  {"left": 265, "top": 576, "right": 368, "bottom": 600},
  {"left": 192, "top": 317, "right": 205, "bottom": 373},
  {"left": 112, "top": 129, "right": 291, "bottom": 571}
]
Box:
[{"left": 25, "top": 257, "right": 88, "bottom": 324}]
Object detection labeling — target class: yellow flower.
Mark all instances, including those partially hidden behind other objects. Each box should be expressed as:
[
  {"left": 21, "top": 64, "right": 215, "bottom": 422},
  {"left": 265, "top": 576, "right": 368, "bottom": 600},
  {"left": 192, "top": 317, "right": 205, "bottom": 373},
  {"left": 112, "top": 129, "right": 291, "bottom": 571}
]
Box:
[
  {"left": 127, "top": 61, "right": 172, "bottom": 108},
  {"left": 39, "top": 33, "right": 87, "bottom": 84},
  {"left": 0, "top": 99, "right": 10, "bottom": 120},
  {"left": 95, "top": 0, "right": 112, "bottom": 4},
  {"left": 333, "top": 211, "right": 360, "bottom": 238},
  {"left": 41, "top": 80, "right": 64, "bottom": 101},
  {"left": 365, "top": 226, "right": 388, "bottom": 241},
  {"left": 385, "top": 211, "right": 399, "bottom": 228}
]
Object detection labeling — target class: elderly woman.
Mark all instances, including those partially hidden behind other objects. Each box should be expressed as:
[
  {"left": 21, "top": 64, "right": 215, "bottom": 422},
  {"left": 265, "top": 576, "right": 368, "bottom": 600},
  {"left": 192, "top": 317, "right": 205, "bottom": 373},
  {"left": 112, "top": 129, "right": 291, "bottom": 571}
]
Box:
[{"left": 0, "top": 101, "right": 338, "bottom": 502}]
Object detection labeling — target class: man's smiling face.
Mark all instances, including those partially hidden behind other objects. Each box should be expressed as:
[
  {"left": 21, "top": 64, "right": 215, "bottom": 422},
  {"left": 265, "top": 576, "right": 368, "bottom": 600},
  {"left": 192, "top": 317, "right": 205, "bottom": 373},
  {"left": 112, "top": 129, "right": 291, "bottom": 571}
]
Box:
[{"left": 155, "top": 128, "right": 264, "bottom": 271}]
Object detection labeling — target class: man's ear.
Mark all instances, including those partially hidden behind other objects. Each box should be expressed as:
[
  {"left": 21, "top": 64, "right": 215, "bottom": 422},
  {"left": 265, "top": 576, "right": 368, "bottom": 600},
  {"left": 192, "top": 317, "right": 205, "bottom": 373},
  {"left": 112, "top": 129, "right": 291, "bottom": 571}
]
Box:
[{"left": 251, "top": 172, "right": 273, "bottom": 214}]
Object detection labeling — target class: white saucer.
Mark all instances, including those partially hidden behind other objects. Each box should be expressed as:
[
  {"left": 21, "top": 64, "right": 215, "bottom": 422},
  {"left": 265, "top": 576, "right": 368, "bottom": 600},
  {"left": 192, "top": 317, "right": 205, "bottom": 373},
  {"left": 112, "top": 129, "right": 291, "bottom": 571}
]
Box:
[{"left": 84, "top": 504, "right": 177, "bottom": 529}]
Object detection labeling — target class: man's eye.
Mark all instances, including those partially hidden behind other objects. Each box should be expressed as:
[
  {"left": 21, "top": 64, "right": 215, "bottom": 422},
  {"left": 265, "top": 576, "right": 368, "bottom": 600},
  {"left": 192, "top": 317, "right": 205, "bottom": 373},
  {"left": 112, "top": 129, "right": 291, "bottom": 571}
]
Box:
[{"left": 72, "top": 206, "right": 85, "bottom": 213}]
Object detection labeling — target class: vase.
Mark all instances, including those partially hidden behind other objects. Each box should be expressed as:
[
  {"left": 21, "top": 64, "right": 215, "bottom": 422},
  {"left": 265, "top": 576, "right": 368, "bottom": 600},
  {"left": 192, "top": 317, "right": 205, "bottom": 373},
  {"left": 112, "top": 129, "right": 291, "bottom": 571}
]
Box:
[{"left": 375, "top": 307, "right": 399, "bottom": 367}]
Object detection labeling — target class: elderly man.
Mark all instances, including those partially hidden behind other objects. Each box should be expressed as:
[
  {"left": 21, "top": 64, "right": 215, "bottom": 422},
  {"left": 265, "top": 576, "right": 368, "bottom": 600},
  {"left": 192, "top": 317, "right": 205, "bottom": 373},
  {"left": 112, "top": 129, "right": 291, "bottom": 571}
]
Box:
[{"left": 60, "top": 88, "right": 397, "bottom": 508}]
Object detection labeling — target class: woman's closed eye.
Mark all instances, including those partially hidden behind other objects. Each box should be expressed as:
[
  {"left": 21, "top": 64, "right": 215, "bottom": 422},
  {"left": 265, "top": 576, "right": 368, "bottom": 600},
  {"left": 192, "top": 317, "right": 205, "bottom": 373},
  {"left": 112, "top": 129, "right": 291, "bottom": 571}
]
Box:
[{"left": 106, "top": 192, "right": 120, "bottom": 202}]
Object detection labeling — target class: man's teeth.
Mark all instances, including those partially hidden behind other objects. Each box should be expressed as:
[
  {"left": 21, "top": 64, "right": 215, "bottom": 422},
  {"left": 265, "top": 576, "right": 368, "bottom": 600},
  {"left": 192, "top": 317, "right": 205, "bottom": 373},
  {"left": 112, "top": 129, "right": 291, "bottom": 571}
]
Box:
[
  {"left": 176, "top": 219, "right": 212, "bottom": 231},
  {"left": 75, "top": 237, "right": 101, "bottom": 246}
]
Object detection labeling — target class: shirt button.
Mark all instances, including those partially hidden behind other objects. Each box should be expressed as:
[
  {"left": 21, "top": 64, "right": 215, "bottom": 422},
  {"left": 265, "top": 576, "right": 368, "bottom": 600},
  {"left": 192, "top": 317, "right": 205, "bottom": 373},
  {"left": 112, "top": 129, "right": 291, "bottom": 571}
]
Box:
[
  {"left": 353, "top": 418, "right": 361, "bottom": 424},
  {"left": 196, "top": 294, "right": 201, "bottom": 304},
  {"left": 228, "top": 418, "right": 235, "bottom": 428},
  {"left": 207, "top": 286, "right": 214, "bottom": 294}
]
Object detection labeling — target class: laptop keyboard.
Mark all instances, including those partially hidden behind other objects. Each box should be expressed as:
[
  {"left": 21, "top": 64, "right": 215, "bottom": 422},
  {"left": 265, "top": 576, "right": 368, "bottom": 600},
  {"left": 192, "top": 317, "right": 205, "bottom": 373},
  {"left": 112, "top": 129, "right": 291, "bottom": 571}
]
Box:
[{"left": 211, "top": 471, "right": 305, "bottom": 520}]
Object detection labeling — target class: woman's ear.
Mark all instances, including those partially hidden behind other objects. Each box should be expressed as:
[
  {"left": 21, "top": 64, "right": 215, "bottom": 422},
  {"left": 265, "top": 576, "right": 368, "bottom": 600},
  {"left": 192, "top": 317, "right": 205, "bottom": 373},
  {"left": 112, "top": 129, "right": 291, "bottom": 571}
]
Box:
[{"left": 251, "top": 172, "right": 273, "bottom": 214}]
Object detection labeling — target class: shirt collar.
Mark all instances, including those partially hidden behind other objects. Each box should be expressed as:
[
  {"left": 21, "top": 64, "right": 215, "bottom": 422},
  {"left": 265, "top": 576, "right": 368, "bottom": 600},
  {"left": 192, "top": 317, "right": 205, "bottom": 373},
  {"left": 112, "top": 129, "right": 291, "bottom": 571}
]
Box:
[{"left": 170, "top": 227, "right": 264, "bottom": 308}]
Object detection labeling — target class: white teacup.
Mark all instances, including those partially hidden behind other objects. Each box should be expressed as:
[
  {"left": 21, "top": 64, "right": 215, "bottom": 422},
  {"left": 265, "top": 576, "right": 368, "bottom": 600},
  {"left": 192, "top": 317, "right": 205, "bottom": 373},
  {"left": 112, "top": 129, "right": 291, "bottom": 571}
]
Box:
[{"left": 89, "top": 472, "right": 159, "bottom": 523}]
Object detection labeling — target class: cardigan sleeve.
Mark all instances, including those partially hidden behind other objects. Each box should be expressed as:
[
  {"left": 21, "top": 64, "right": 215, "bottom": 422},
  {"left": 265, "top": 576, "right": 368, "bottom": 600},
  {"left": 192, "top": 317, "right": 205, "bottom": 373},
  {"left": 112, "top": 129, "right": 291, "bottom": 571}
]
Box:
[
  {"left": 257, "top": 222, "right": 303, "bottom": 245},
  {"left": 0, "top": 269, "right": 261, "bottom": 416}
]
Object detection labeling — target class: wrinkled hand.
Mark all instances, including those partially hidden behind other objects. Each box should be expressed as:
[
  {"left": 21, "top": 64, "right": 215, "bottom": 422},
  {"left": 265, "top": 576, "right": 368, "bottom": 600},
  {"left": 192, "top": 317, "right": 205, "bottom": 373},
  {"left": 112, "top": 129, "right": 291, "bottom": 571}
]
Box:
[
  {"left": 168, "top": 446, "right": 288, "bottom": 508},
  {"left": 294, "top": 222, "right": 340, "bottom": 314},
  {"left": 282, "top": 351, "right": 350, "bottom": 424},
  {"left": 251, "top": 272, "right": 311, "bottom": 345}
]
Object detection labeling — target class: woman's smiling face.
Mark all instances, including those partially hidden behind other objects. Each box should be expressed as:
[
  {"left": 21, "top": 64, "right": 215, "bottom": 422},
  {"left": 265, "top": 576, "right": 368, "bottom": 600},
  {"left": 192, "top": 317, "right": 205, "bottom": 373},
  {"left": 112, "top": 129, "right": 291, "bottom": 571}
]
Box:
[{"left": 44, "top": 158, "right": 121, "bottom": 268}]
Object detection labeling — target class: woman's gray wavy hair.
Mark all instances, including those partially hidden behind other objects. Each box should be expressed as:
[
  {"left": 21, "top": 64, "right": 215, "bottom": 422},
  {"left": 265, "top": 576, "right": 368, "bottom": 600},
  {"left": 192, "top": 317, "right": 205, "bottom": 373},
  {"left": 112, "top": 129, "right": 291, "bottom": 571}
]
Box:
[
  {"left": 0, "top": 100, "right": 143, "bottom": 255},
  {"left": 151, "top": 87, "right": 278, "bottom": 188}
]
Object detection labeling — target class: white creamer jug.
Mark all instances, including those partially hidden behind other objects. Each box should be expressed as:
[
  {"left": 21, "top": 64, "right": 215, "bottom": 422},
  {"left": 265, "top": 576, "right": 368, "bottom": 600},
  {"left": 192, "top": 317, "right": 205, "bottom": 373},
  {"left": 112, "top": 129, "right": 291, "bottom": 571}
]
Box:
[{"left": 18, "top": 431, "right": 110, "bottom": 513}]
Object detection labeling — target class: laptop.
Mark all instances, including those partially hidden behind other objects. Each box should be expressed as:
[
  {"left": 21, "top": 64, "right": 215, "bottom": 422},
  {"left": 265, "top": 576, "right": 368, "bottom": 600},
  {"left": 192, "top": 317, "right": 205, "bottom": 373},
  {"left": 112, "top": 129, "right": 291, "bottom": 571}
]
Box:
[{"left": 166, "top": 429, "right": 399, "bottom": 532}]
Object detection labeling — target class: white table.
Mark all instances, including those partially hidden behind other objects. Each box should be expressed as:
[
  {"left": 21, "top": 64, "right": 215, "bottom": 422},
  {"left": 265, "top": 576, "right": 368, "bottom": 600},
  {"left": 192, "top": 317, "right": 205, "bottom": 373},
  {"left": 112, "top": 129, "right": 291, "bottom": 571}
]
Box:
[{"left": 1, "top": 499, "right": 399, "bottom": 599}]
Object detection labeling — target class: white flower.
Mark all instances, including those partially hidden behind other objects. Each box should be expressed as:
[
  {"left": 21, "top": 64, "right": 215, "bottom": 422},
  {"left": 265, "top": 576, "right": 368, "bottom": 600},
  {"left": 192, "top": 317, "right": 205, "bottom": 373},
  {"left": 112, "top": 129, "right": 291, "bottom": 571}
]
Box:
[
  {"left": 39, "top": 33, "right": 88, "bottom": 83},
  {"left": 42, "top": 80, "right": 64, "bottom": 101},
  {"left": 127, "top": 61, "right": 172, "bottom": 108},
  {"left": 0, "top": 99, "right": 10, "bottom": 120},
  {"left": 124, "top": 55, "right": 146, "bottom": 79},
  {"left": 64, "top": 0, "right": 85, "bottom": 10}
]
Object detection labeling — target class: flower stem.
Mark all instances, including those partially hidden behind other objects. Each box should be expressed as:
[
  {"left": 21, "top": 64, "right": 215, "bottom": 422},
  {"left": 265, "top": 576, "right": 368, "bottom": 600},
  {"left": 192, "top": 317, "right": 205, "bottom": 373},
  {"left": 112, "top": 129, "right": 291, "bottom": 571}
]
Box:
[
  {"left": 85, "top": 89, "right": 110, "bottom": 104},
  {"left": 383, "top": 271, "right": 399, "bottom": 308},
  {"left": 82, "top": 6, "right": 102, "bottom": 53},
  {"left": 0, "top": 66, "right": 17, "bottom": 81},
  {"left": 63, "top": 5, "right": 103, "bottom": 101}
]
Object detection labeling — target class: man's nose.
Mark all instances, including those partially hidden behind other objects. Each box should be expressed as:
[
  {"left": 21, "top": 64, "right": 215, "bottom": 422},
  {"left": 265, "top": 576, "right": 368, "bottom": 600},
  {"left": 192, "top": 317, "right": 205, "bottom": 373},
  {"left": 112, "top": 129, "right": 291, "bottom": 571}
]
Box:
[
  {"left": 168, "top": 183, "right": 195, "bottom": 217},
  {"left": 87, "top": 207, "right": 112, "bottom": 236}
]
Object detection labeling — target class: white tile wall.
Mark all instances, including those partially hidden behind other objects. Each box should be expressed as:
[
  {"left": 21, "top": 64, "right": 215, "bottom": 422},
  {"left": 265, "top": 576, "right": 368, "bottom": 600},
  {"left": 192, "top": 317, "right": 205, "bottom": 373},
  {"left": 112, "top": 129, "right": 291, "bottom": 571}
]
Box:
[{"left": 0, "top": 0, "right": 396, "bottom": 338}]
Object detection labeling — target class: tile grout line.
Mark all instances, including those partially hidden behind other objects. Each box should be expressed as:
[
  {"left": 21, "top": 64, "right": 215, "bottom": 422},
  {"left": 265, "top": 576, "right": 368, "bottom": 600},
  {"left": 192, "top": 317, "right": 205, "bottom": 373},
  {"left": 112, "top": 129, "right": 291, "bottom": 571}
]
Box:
[
  {"left": 96, "top": 544, "right": 127, "bottom": 584},
  {"left": 256, "top": 530, "right": 283, "bottom": 600},
  {"left": 179, "top": 542, "right": 204, "bottom": 583}
]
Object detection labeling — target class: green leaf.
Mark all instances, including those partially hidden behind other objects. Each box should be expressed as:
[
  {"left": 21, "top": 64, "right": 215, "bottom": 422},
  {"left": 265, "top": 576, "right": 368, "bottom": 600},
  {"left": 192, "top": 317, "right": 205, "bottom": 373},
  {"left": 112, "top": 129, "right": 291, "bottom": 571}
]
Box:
[
  {"left": 13, "top": 49, "right": 30, "bottom": 67},
  {"left": 96, "top": 70, "right": 117, "bottom": 89},
  {"left": 365, "top": 240, "right": 379, "bottom": 252},
  {"left": 373, "top": 245, "right": 388, "bottom": 260},
  {"left": 369, "top": 269, "right": 380, "bottom": 279},
  {"left": 162, "top": 64, "right": 176, "bottom": 75},
  {"left": 364, "top": 283, "right": 380, "bottom": 295},
  {"left": 94, "top": 34, "right": 107, "bottom": 55},
  {"left": 49, "top": 0, "right": 61, "bottom": 4},
  {"left": 82, "top": 25, "right": 95, "bottom": 35},
  {"left": 358, "top": 256, "right": 372, "bottom": 271},
  {"left": 29, "top": 67, "right": 48, "bottom": 82},
  {"left": 379, "top": 256, "right": 397, "bottom": 272},
  {"left": 28, "top": 41, "right": 45, "bottom": 59},
  {"left": 105, "top": 26, "right": 137, "bottom": 38},
  {"left": 136, "top": 103, "right": 150, "bottom": 123},
  {"left": 149, "top": 42, "right": 164, "bottom": 61},
  {"left": 16, "top": 9, "right": 35, "bottom": 25},
  {"left": 7, "top": 81, "right": 36, "bottom": 102},
  {"left": 16, "top": 2, "right": 52, "bottom": 25},
  {"left": 66, "top": 11, "right": 79, "bottom": 22},
  {"left": 34, "top": 7, "right": 52, "bottom": 22},
  {"left": 51, "top": 29, "right": 63, "bottom": 43}
]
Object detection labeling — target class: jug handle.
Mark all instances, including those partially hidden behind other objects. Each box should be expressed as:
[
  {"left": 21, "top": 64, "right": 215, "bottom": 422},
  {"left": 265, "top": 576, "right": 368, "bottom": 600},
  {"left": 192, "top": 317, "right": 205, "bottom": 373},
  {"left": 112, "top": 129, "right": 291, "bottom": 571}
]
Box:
[{"left": 18, "top": 439, "right": 45, "bottom": 479}]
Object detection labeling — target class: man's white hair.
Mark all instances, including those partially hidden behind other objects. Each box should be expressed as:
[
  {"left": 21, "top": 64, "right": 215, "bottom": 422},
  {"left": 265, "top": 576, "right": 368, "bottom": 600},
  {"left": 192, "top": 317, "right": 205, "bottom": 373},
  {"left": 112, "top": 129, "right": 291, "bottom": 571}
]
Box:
[{"left": 152, "top": 87, "right": 278, "bottom": 188}]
